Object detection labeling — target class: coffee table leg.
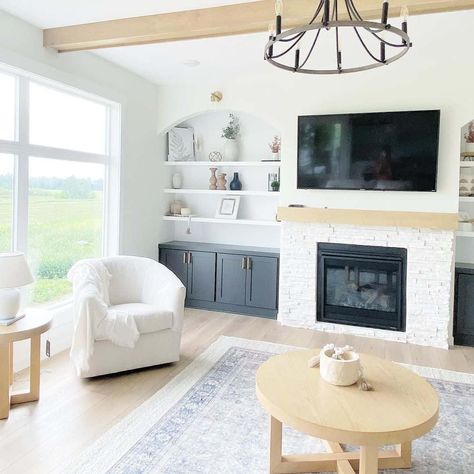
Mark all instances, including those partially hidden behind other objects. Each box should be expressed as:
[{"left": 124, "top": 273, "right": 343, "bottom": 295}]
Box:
[
  {"left": 0, "top": 343, "right": 10, "bottom": 419},
  {"left": 360, "top": 445, "right": 378, "bottom": 474},
  {"left": 269, "top": 416, "right": 282, "bottom": 473}
]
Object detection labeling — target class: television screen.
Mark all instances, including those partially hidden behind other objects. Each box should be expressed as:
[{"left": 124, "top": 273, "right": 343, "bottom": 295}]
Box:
[{"left": 297, "top": 110, "right": 440, "bottom": 191}]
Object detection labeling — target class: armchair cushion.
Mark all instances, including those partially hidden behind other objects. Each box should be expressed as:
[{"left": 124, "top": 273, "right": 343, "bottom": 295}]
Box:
[{"left": 107, "top": 303, "right": 173, "bottom": 335}]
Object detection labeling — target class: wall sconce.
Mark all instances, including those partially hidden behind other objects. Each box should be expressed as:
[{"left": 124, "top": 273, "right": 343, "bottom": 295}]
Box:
[{"left": 210, "top": 91, "right": 223, "bottom": 103}]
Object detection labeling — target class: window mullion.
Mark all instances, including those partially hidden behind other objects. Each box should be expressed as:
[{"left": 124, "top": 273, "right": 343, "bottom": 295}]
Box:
[{"left": 13, "top": 77, "right": 30, "bottom": 253}]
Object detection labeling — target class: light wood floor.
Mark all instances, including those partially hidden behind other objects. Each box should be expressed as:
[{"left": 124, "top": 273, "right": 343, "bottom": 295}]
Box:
[{"left": 1, "top": 309, "right": 473, "bottom": 473}]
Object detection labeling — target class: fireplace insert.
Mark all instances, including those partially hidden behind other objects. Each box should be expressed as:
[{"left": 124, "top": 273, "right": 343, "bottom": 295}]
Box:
[{"left": 317, "top": 243, "right": 406, "bottom": 331}]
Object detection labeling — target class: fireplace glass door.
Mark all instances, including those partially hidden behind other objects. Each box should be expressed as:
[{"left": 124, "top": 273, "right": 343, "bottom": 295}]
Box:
[{"left": 317, "top": 244, "right": 406, "bottom": 331}]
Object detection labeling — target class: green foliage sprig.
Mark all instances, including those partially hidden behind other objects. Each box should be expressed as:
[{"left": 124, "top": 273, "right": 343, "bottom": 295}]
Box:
[{"left": 221, "top": 113, "right": 240, "bottom": 140}]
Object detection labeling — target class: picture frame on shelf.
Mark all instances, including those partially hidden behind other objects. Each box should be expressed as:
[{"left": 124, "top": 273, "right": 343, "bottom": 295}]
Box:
[
  {"left": 168, "top": 127, "right": 195, "bottom": 162},
  {"left": 268, "top": 172, "right": 279, "bottom": 192},
  {"left": 215, "top": 196, "right": 241, "bottom": 219}
]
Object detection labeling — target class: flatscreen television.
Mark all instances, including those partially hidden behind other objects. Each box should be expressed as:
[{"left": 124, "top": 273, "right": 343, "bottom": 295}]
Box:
[{"left": 297, "top": 110, "right": 440, "bottom": 191}]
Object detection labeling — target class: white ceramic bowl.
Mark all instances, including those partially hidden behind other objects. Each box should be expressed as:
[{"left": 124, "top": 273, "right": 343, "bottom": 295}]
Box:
[
  {"left": 459, "top": 222, "right": 473, "bottom": 232},
  {"left": 319, "top": 348, "right": 361, "bottom": 386},
  {"left": 180, "top": 207, "right": 192, "bottom": 217}
]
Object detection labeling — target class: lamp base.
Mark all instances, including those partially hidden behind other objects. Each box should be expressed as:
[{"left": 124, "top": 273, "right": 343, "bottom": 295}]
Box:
[
  {"left": 0, "top": 314, "right": 25, "bottom": 326},
  {"left": 0, "top": 287, "right": 21, "bottom": 320}
]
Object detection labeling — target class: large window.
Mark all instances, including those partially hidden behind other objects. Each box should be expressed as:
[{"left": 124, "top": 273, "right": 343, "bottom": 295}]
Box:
[
  {"left": 0, "top": 65, "right": 120, "bottom": 307},
  {"left": 0, "top": 154, "right": 14, "bottom": 252}
]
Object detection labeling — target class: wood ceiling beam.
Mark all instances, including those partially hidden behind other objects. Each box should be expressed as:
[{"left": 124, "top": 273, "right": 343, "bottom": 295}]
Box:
[{"left": 44, "top": 0, "right": 474, "bottom": 52}]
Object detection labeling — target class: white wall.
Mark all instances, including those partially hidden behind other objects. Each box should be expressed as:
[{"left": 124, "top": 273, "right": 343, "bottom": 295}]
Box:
[
  {"left": 156, "top": 11, "right": 474, "bottom": 217},
  {"left": 0, "top": 9, "right": 166, "bottom": 370}
]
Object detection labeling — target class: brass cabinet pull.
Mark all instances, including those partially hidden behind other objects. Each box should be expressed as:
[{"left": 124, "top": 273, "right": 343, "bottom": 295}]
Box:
[
  {"left": 188, "top": 252, "right": 192, "bottom": 264},
  {"left": 241, "top": 257, "right": 246, "bottom": 270},
  {"left": 183, "top": 252, "right": 187, "bottom": 264},
  {"left": 246, "top": 257, "right": 252, "bottom": 270}
]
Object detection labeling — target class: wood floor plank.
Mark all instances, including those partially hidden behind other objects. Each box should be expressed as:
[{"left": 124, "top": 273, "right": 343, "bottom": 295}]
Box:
[{"left": 0, "top": 309, "right": 473, "bottom": 473}]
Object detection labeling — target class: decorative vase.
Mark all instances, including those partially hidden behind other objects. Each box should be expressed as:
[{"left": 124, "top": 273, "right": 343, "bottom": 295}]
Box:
[
  {"left": 229, "top": 172, "right": 242, "bottom": 191},
  {"left": 319, "top": 348, "right": 361, "bottom": 386},
  {"left": 209, "top": 167, "right": 218, "bottom": 190},
  {"left": 224, "top": 138, "right": 239, "bottom": 161},
  {"left": 216, "top": 173, "right": 227, "bottom": 190},
  {"left": 466, "top": 142, "right": 474, "bottom": 153},
  {"left": 271, "top": 151, "right": 280, "bottom": 161},
  {"left": 172, "top": 172, "right": 182, "bottom": 189},
  {"left": 271, "top": 182, "right": 280, "bottom": 192},
  {"left": 170, "top": 200, "right": 183, "bottom": 216}
]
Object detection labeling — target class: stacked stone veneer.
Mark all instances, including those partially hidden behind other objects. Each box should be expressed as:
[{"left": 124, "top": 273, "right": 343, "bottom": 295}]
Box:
[{"left": 279, "top": 222, "right": 455, "bottom": 349}]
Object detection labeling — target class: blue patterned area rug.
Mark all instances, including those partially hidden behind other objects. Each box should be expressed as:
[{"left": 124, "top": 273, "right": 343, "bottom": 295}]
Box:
[{"left": 64, "top": 337, "right": 474, "bottom": 474}]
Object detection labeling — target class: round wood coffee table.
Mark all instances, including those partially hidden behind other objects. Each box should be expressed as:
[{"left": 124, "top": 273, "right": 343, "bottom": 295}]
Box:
[
  {"left": 0, "top": 312, "right": 52, "bottom": 420},
  {"left": 256, "top": 350, "right": 439, "bottom": 474}
]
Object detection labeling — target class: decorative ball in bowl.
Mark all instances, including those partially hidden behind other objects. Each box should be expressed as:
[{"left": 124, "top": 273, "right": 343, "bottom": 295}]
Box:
[{"left": 319, "top": 347, "right": 361, "bottom": 386}]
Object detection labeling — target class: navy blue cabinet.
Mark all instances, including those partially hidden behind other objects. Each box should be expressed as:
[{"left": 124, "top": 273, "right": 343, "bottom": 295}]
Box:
[
  {"left": 216, "top": 254, "right": 247, "bottom": 306},
  {"left": 160, "top": 248, "right": 216, "bottom": 303},
  {"left": 246, "top": 256, "right": 278, "bottom": 310},
  {"left": 159, "top": 241, "right": 279, "bottom": 319},
  {"left": 455, "top": 265, "right": 474, "bottom": 346},
  {"left": 187, "top": 251, "right": 216, "bottom": 302}
]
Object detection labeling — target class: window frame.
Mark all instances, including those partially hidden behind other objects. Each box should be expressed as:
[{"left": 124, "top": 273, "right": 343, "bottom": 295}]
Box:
[{"left": 0, "top": 62, "right": 121, "bottom": 307}]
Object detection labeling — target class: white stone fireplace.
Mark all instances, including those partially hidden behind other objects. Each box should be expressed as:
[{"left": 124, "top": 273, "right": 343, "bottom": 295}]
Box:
[{"left": 278, "top": 219, "right": 456, "bottom": 349}]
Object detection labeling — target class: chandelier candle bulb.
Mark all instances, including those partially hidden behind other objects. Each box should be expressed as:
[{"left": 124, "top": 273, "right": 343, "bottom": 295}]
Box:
[
  {"left": 275, "top": 0, "right": 283, "bottom": 35},
  {"left": 275, "top": 0, "right": 283, "bottom": 16},
  {"left": 382, "top": 1, "right": 389, "bottom": 24},
  {"left": 401, "top": 6, "right": 409, "bottom": 34},
  {"left": 380, "top": 42, "right": 386, "bottom": 63}
]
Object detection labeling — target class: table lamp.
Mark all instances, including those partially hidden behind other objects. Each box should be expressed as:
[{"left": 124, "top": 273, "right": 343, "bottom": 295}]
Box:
[{"left": 0, "top": 253, "right": 34, "bottom": 321}]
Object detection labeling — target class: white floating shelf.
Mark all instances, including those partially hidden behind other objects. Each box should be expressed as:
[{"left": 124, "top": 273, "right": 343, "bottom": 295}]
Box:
[
  {"left": 164, "top": 188, "right": 280, "bottom": 196},
  {"left": 164, "top": 161, "right": 281, "bottom": 167},
  {"left": 163, "top": 216, "right": 280, "bottom": 227},
  {"left": 456, "top": 230, "right": 474, "bottom": 237},
  {"left": 460, "top": 161, "right": 474, "bottom": 168},
  {"left": 459, "top": 196, "right": 474, "bottom": 202}
]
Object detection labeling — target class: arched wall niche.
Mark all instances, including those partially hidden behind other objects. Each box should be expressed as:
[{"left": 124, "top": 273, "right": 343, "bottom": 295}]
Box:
[
  {"left": 158, "top": 108, "right": 281, "bottom": 164},
  {"left": 158, "top": 108, "right": 282, "bottom": 249},
  {"left": 457, "top": 119, "right": 474, "bottom": 264}
]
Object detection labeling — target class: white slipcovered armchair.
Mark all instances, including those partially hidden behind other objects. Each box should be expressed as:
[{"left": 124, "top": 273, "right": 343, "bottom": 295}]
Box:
[{"left": 68, "top": 256, "right": 186, "bottom": 378}]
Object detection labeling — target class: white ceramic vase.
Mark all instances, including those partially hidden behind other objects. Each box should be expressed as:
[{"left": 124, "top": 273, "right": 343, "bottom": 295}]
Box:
[
  {"left": 0, "top": 287, "right": 21, "bottom": 319},
  {"left": 271, "top": 151, "right": 280, "bottom": 161},
  {"left": 319, "top": 348, "right": 361, "bottom": 386},
  {"left": 466, "top": 142, "right": 474, "bottom": 153},
  {"left": 172, "top": 172, "right": 183, "bottom": 189},
  {"left": 224, "top": 138, "right": 239, "bottom": 161}
]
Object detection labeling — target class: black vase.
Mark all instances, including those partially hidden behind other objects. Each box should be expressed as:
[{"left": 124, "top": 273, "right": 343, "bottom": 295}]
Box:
[{"left": 229, "top": 172, "right": 242, "bottom": 191}]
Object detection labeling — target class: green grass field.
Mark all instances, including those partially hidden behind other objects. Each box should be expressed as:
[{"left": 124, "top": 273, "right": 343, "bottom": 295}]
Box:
[{"left": 0, "top": 186, "right": 103, "bottom": 304}]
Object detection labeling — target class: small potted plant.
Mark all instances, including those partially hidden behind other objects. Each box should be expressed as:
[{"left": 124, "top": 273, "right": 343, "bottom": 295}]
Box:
[
  {"left": 222, "top": 113, "right": 240, "bottom": 161},
  {"left": 269, "top": 135, "right": 281, "bottom": 161},
  {"left": 465, "top": 121, "right": 474, "bottom": 153},
  {"left": 271, "top": 179, "right": 280, "bottom": 192}
]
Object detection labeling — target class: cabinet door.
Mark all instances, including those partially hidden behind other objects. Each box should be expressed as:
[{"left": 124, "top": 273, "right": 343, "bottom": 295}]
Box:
[
  {"left": 216, "top": 253, "right": 247, "bottom": 306},
  {"left": 188, "top": 251, "right": 216, "bottom": 302},
  {"left": 246, "top": 256, "right": 278, "bottom": 310},
  {"left": 456, "top": 273, "right": 474, "bottom": 339},
  {"left": 161, "top": 249, "right": 188, "bottom": 287}
]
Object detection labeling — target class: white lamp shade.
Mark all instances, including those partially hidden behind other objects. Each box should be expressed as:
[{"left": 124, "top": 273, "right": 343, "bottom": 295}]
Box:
[{"left": 0, "top": 253, "right": 34, "bottom": 289}]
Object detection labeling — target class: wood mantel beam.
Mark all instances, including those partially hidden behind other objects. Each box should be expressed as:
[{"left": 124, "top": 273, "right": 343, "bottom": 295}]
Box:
[{"left": 44, "top": 0, "right": 474, "bottom": 52}]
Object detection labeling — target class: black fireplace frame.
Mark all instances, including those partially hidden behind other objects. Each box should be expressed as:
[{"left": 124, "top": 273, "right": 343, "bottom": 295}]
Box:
[{"left": 317, "top": 243, "right": 407, "bottom": 332}]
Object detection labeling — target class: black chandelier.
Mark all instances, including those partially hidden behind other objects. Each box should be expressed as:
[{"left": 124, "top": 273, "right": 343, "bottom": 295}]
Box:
[{"left": 264, "top": 0, "right": 412, "bottom": 74}]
